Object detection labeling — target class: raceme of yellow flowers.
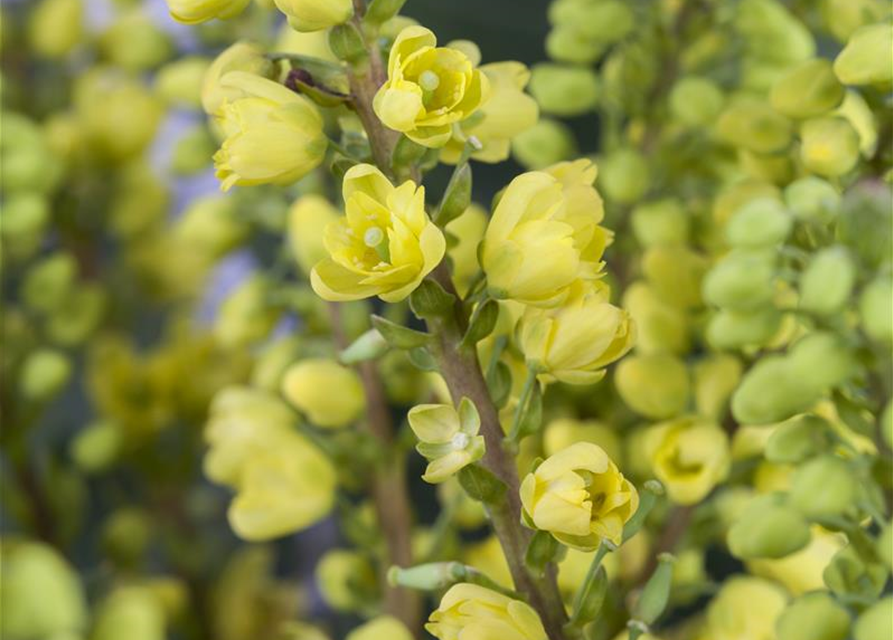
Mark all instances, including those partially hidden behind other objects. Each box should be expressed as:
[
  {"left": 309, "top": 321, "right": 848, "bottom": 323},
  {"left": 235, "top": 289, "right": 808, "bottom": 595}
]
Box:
[{"left": 3, "top": 0, "right": 892, "bottom": 639}]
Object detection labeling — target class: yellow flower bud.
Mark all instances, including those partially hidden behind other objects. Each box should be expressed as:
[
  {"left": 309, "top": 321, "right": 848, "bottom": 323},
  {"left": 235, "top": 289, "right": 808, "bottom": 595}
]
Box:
[
  {"left": 670, "top": 76, "right": 725, "bottom": 127},
  {"left": 483, "top": 161, "right": 608, "bottom": 306},
  {"left": 0, "top": 541, "right": 87, "bottom": 639},
  {"left": 445, "top": 204, "right": 487, "bottom": 296},
  {"left": 512, "top": 118, "right": 578, "bottom": 170},
  {"left": 770, "top": 59, "right": 845, "bottom": 119},
  {"left": 275, "top": 22, "right": 336, "bottom": 60},
  {"left": 860, "top": 276, "right": 893, "bottom": 344},
  {"left": 520, "top": 442, "right": 638, "bottom": 549},
  {"left": 426, "top": 583, "right": 548, "bottom": 640},
  {"left": 599, "top": 148, "right": 650, "bottom": 204},
  {"left": 214, "top": 276, "right": 281, "bottom": 348},
  {"left": 641, "top": 245, "right": 707, "bottom": 309},
  {"left": 174, "top": 195, "right": 247, "bottom": 259},
  {"left": 281, "top": 359, "right": 364, "bottom": 428},
  {"left": 529, "top": 63, "right": 599, "bottom": 117},
  {"left": 693, "top": 354, "right": 742, "bottom": 420},
  {"left": 288, "top": 195, "right": 341, "bottom": 276},
  {"left": 854, "top": 597, "right": 893, "bottom": 640},
  {"left": 374, "top": 26, "right": 489, "bottom": 148},
  {"left": 821, "top": 0, "right": 890, "bottom": 42},
  {"left": 519, "top": 282, "right": 634, "bottom": 385},
  {"left": 202, "top": 42, "right": 276, "bottom": 118},
  {"left": 727, "top": 493, "right": 811, "bottom": 559},
  {"left": 646, "top": 417, "right": 730, "bottom": 505},
  {"left": 615, "top": 354, "right": 690, "bottom": 420},
  {"left": 714, "top": 99, "right": 793, "bottom": 154},
  {"left": 543, "top": 418, "right": 621, "bottom": 463},
  {"left": 315, "top": 549, "right": 376, "bottom": 611},
  {"left": 274, "top": 0, "right": 353, "bottom": 32},
  {"left": 27, "top": 0, "right": 84, "bottom": 59},
  {"left": 155, "top": 57, "right": 211, "bottom": 108},
  {"left": 20, "top": 348, "right": 72, "bottom": 401},
  {"left": 100, "top": 11, "right": 173, "bottom": 72},
  {"left": 166, "top": 0, "right": 251, "bottom": 24},
  {"left": 310, "top": 164, "right": 445, "bottom": 302},
  {"left": 631, "top": 199, "right": 689, "bottom": 248},
  {"left": 747, "top": 526, "right": 844, "bottom": 595},
  {"left": 441, "top": 61, "right": 539, "bottom": 164},
  {"left": 92, "top": 587, "right": 166, "bottom": 640},
  {"left": 704, "top": 577, "right": 787, "bottom": 640},
  {"left": 408, "top": 398, "right": 485, "bottom": 484},
  {"left": 346, "top": 616, "right": 412, "bottom": 640},
  {"left": 833, "top": 23, "right": 893, "bottom": 87},
  {"left": 622, "top": 282, "right": 690, "bottom": 355},
  {"left": 800, "top": 116, "right": 861, "bottom": 177},
  {"left": 776, "top": 592, "right": 851, "bottom": 640},
  {"left": 71, "top": 421, "right": 122, "bottom": 473},
  {"left": 213, "top": 72, "right": 327, "bottom": 190}
]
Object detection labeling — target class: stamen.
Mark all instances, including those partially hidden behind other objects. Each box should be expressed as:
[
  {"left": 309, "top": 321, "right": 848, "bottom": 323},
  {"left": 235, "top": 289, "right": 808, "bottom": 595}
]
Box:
[
  {"left": 451, "top": 432, "right": 470, "bottom": 450},
  {"left": 364, "top": 226, "right": 384, "bottom": 247}
]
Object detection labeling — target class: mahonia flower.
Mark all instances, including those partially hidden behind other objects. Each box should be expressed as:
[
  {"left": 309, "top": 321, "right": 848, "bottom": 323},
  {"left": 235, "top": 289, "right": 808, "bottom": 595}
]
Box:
[
  {"left": 281, "top": 358, "right": 365, "bottom": 428},
  {"left": 373, "top": 26, "right": 489, "bottom": 148},
  {"left": 520, "top": 442, "right": 638, "bottom": 549},
  {"left": 274, "top": 0, "right": 353, "bottom": 32},
  {"left": 166, "top": 0, "right": 250, "bottom": 24},
  {"left": 202, "top": 42, "right": 275, "bottom": 118},
  {"left": 426, "top": 583, "right": 548, "bottom": 640},
  {"left": 310, "top": 164, "right": 446, "bottom": 302},
  {"left": 645, "top": 417, "right": 730, "bottom": 505},
  {"left": 518, "top": 282, "right": 635, "bottom": 385},
  {"left": 481, "top": 160, "right": 609, "bottom": 307},
  {"left": 441, "top": 62, "right": 540, "bottom": 164},
  {"left": 204, "top": 387, "right": 336, "bottom": 541},
  {"left": 213, "top": 72, "right": 327, "bottom": 191},
  {"left": 407, "top": 397, "right": 485, "bottom": 484}
]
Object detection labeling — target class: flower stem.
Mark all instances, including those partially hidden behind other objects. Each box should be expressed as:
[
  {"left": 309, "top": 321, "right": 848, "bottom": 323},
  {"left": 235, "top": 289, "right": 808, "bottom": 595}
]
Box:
[
  {"left": 568, "top": 542, "right": 611, "bottom": 627},
  {"left": 507, "top": 368, "right": 538, "bottom": 444}
]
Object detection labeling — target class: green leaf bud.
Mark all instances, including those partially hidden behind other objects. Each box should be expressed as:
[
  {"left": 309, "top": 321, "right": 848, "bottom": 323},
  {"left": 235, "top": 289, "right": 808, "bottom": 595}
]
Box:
[
  {"left": 787, "top": 332, "right": 856, "bottom": 391},
  {"left": 788, "top": 455, "right": 857, "bottom": 520},
  {"left": 457, "top": 465, "right": 507, "bottom": 504},
  {"left": 731, "top": 355, "right": 821, "bottom": 425},
  {"left": 99, "top": 12, "right": 172, "bottom": 72},
  {"left": 92, "top": 587, "right": 166, "bottom": 640},
  {"left": 364, "top": 0, "right": 408, "bottom": 26},
  {"left": 880, "top": 400, "right": 892, "bottom": 449},
  {"left": 800, "top": 117, "right": 861, "bottom": 177},
  {"left": 622, "top": 282, "right": 690, "bottom": 355},
  {"left": 727, "top": 493, "right": 811, "bottom": 559},
  {"left": 631, "top": 199, "right": 689, "bottom": 248},
  {"left": 0, "top": 192, "right": 49, "bottom": 260},
  {"left": 600, "top": 148, "right": 650, "bottom": 204},
  {"left": 770, "top": 59, "right": 845, "bottom": 119},
  {"left": 328, "top": 23, "right": 367, "bottom": 65},
  {"left": 726, "top": 197, "right": 793, "bottom": 248},
  {"left": 436, "top": 162, "right": 472, "bottom": 226},
  {"left": 22, "top": 253, "right": 78, "bottom": 315},
  {"left": 798, "top": 247, "right": 856, "bottom": 316},
  {"left": 70, "top": 421, "right": 122, "bottom": 473},
  {"left": 877, "top": 520, "right": 892, "bottom": 570},
  {"left": 525, "top": 530, "right": 562, "bottom": 577},
  {"left": 670, "top": 76, "right": 725, "bottom": 127},
  {"left": 764, "top": 415, "right": 834, "bottom": 464},
  {"left": 634, "top": 553, "right": 675, "bottom": 625},
  {"left": 170, "top": 126, "right": 216, "bottom": 176},
  {"left": 155, "top": 56, "right": 210, "bottom": 108},
  {"left": 461, "top": 299, "right": 499, "bottom": 349},
  {"left": 642, "top": 246, "right": 707, "bottom": 310},
  {"left": 550, "top": 0, "right": 633, "bottom": 42},
  {"left": 693, "top": 354, "right": 743, "bottom": 420},
  {"left": 833, "top": 24, "right": 893, "bottom": 87},
  {"left": 214, "top": 277, "right": 282, "bottom": 349},
  {"left": 316, "top": 550, "right": 377, "bottom": 612},
  {"left": 836, "top": 184, "right": 892, "bottom": 269},
  {"left": 715, "top": 100, "right": 793, "bottom": 154},
  {"left": 409, "top": 280, "right": 456, "bottom": 320},
  {"left": 19, "top": 348, "right": 72, "bottom": 401},
  {"left": 706, "top": 307, "right": 782, "bottom": 350},
  {"left": 615, "top": 354, "right": 690, "bottom": 420},
  {"left": 102, "top": 508, "right": 152, "bottom": 566},
  {"left": 821, "top": 0, "right": 890, "bottom": 42},
  {"left": 784, "top": 176, "right": 840, "bottom": 221},
  {"left": 824, "top": 546, "right": 888, "bottom": 600},
  {"left": 702, "top": 251, "right": 777, "bottom": 312},
  {"left": 340, "top": 329, "right": 390, "bottom": 364},
  {"left": 371, "top": 315, "right": 430, "bottom": 350},
  {"left": 776, "top": 592, "right": 851, "bottom": 640},
  {"left": 27, "top": 0, "right": 84, "bottom": 59},
  {"left": 859, "top": 277, "right": 893, "bottom": 344},
  {"left": 545, "top": 26, "right": 607, "bottom": 64},
  {"left": 529, "top": 63, "right": 599, "bottom": 117},
  {"left": 0, "top": 112, "right": 63, "bottom": 194},
  {"left": 512, "top": 118, "right": 577, "bottom": 170},
  {"left": 854, "top": 597, "right": 892, "bottom": 640}
]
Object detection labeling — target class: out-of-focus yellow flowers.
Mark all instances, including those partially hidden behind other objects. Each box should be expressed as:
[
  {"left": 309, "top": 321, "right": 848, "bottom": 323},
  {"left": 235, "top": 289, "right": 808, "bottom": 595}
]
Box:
[
  {"left": 645, "top": 418, "right": 730, "bottom": 505},
  {"left": 701, "top": 576, "right": 787, "bottom": 640},
  {"left": 374, "top": 26, "right": 489, "bottom": 148},
  {"left": 520, "top": 442, "right": 638, "bottom": 549},
  {"left": 442, "top": 62, "right": 539, "bottom": 164},
  {"left": 274, "top": 0, "right": 353, "bottom": 32},
  {"left": 213, "top": 72, "right": 327, "bottom": 190},
  {"left": 92, "top": 586, "right": 168, "bottom": 640},
  {"left": 408, "top": 398, "right": 485, "bottom": 484},
  {"left": 214, "top": 275, "right": 282, "bottom": 348},
  {"left": 167, "top": 0, "right": 251, "bottom": 24},
  {"left": 315, "top": 549, "right": 376, "bottom": 612},
  {"left": 281, "top": 358, "right": 365, "bottom": 428},
  {"left": 426, "top": 583, "right": 548, "bottom": 640},
  {"left": 518, "top": 282, "right": 634, "bottom": 385},
  {"left": 346, "top": 616, "right": 413, "bottom": 640},
  {"left": 310, "top": 164, "right": 446, "bottom": 302},
  {"left": 482, "top": 160, "right": 609, "bottom": 306},
  {"left": 288, "top": 195, "right": 342, "bottom": 276},
  {"left": 615, "top": 354, "right": 690, "bottom": 419},
  {"left": 833, "top": 24, "right": 893, "bottom": 87},
  {"left": 204, "top": 387, "right": 337, "bottom": 540},
  {"left": 202, "top": 42, "right": 276, "bottom": 118},
  {"left": 445, "top": 204, "right": 488, "bottom": 296},
  {"left": 27, "top": 0, "right": 83, "bottom": 59}
]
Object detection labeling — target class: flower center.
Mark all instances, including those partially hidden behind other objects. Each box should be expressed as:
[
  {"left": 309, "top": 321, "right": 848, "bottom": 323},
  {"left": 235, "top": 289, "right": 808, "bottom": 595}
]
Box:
[
  {"left": 364, "top": 226, "right": 384, "bottom": 247},
  {"left": 419, "top": 70, "right": 441, "bottom": 92},
  {"left": 451, "top": 432, "right": 470, "bottom": 450}
]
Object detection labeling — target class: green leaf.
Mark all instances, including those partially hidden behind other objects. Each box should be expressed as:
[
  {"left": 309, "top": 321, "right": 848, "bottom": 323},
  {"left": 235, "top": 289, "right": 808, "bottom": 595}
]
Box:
[
  {"left": 515, "top": 382, "right": 543, "bottom": 440},
  {"left": 408, "top": 347, "right": 438, "bottom": 372},
  {"left": 572, "top": 565, "right": 608, "bottom": 626},
  {"left": 364, "top": 0, "right": 408, "bottom": 25},
  {"left": 487, "top": 361, "right": 512, "bottom": 409},
  {"left": 460, "top": 299, "right": 499, "bottom": 350},
  {"left": 525, "top": 530, "right": 562, "bottom": 577},
  {"left": 328, "top": 23, "right": 367, "bottom": 65},
  {"left": 393, "top": 135, "right": 427, "bottom": 169},
  {"left": 436, "top": 163, "right": 472, "bottom": 226},
  {"left": 339, "top": 328, "right": 389, "bottom": 364},
  {"left": 371, "top": 315, "right": 430, "bottom": 349},
  {"left": 410, "top": 280, "right": 456, "bottom": 320},
  {"left": 458, "top": 465, "right": 506, "bottom": 504}
]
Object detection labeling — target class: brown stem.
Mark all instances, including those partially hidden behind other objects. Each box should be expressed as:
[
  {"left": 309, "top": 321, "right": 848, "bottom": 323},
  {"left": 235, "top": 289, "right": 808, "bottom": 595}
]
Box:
[
  {"left": 328, "top": 303, "right": 422, "bottom": 634},
  {"left": 639, "top": 505, "right": 693, "bottom": 585}
]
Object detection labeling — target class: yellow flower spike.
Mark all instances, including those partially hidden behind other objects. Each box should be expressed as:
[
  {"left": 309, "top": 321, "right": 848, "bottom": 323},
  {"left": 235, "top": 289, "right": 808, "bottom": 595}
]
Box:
[
  {"left": 518, "top": 282, "right": 635, "bottom": 385},
  {"left": 310, "top": 164, "right": 446, "bottom": 302},
  {"left": 482, "top": 161, "right": 610, "bottom": 306},
  {"left": 202, "top": 42, "right": 276, "bottom": 118},
  {"left": 213, "top": 72, "right": 327, "bottom": 191},
  {"left": 273, "top": 0, "right": 353, "bottom": 32},
  {"left": 166, "top": 0, "right": 251, "bottom": 24},
  {"left": 520, "top": 442, "right": 639, "bottom": 549},
  {"left": 426, "top": 583, "right": 548, "bottom": 640},
  {"left": 408, "top": 397, "right": 485, "bottom": 484},
  {"left": 373, "top": 26, "right": 489, "bottom": 148},
  {"left": 441, "top": 61, "right": 539, "bottom": 164},
  {"left": 645, "top": 417, "right": 730, "bottom": 505},
  {"left": 281, "top": 358, "right": 365, "bottom": 428}
]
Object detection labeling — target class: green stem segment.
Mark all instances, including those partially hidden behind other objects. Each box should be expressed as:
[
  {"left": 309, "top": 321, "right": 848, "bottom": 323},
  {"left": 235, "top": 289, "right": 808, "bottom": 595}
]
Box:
[
  {"left": 508, "top": 368, "right": 538, "bottom": 444},
  {"left": 569, "top": 543, "right": 611, "bottom": 627}
]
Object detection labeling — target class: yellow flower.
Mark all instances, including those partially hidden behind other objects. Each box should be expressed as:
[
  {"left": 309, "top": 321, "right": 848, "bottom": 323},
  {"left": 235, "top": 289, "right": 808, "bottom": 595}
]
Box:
[
  {"left": 482, "top": 160, "right": 609, "bottom": 306},
  {"left": 441, "top": 62, "right": 539, "bottom": 164},
  {"left": 407, "top": 397, "right": 485, "bottom": 484},
  {"left": 426, "top": 583, "right": 548, "bottom": 640},
  {"left": 520, "top": 442, "right": 639, "bottom": 549},
  {"left": 281, "top": 359, "right": 365, "bottom": 428},
  {"left": 288, "top": 195, "right": 342, "bottom": 276},
  {"left": 274, "top": 0, "right": 353, "bottom": 32},
  {"left": 704, "top": 577, "right": 787, "bottom": 640},
  {"left": 213, "top": 72, "right": 327, "bottom": 191},
  {"left": 346, "top": 616, "right": 413, "bottom": 640},
  {"left": 518, "top": 282, "right": 635, "bottom": 385},
  {"left": 202, "top": 42, "right": 275, "bottom": 118},
  {"left": 310, "top": 164, "right": 446, "bottom": 302},
  {"left": 166, "top": 0, "right": 251, "bottom": 24},
  {"left": 374, "top": 26, "right": 489, "bottom": 148},
  {"left": 645, "top": 417, "right": 730, "bottom": 505}
]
